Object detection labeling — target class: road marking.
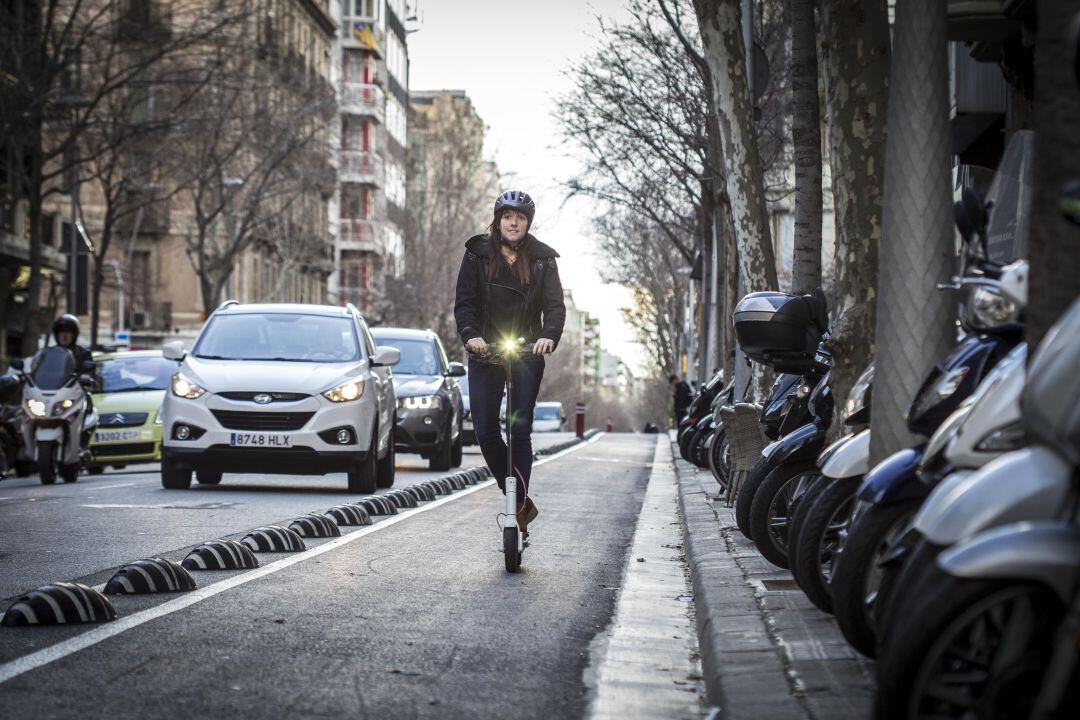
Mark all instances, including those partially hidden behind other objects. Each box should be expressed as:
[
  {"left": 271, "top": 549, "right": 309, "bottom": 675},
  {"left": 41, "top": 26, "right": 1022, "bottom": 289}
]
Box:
[
  {"left": 81, "top": 503, "right": 237, "bottom": 510},
  {"left": 0, "top": 433, "right": 603, "bottom": 685},
  {"left": 84, "top": 483, "right": 134, "bottom": 491}
]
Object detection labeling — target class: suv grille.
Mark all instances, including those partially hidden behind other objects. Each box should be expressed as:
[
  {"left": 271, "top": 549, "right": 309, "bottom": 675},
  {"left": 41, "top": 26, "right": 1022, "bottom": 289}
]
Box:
[
  {"left": 210, "top": 410, "right": 314, "bottom": 431},
  {"left": 217, "top": 392, "right": 310, "bottom": 402}
]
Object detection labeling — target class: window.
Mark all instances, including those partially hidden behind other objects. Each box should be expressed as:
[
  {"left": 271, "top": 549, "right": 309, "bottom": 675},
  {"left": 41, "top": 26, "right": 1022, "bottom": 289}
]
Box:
[
  {"left": 340, "top": 184, "right": 372, "bottom": 219},
  {"left": 193, "top": 313, "right": 360, "bottom": 362},
  {"left": 342, "top": 0, "right": 376, "bottom": 20}
]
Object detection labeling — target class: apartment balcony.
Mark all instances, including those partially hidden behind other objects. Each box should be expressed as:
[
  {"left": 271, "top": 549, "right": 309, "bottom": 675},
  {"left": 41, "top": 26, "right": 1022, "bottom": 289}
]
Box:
[
  {"left": 341, "top": 19, "right": 384, "bottom": 58},
  {"left": 338, "top": 219, "right": 380, "bottom": 253},
  {"left": 340, "top": 151, "right": 384, "bottom": 186},
  {"left": 340, "top": 83, "right": 385, "bottom": 123}
]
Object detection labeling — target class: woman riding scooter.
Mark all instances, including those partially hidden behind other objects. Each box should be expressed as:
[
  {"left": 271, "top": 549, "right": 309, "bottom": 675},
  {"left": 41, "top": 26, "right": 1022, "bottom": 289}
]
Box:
[{"left": 454, "top": 190, "right": 566, "bottom": 537}]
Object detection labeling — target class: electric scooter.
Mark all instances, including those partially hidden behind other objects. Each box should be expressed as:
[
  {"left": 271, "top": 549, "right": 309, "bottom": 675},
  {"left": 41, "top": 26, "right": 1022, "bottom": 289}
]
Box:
[{"left": 481, "top": 338, "right": 538, "bottom": 573}]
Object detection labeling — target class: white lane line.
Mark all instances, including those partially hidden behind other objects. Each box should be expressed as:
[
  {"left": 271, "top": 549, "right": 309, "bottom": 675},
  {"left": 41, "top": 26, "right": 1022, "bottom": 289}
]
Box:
[
  {"left": 84, "top": 483, "right": 135, "bottom": 491},
  {"left": 0, "top": 432, "right": 604, "bottom": 685}
]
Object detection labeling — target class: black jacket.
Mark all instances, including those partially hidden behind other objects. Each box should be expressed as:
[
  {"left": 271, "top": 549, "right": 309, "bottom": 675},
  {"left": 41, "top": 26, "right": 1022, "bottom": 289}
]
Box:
[{"left": 454, "top": 234, "right": 566, "bottom": 348}]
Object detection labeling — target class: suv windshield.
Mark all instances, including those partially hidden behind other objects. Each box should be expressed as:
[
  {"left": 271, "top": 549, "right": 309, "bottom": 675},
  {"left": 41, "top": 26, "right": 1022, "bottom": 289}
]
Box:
[
  {"left": 374, "top": 338, "right": 440, "bottom": 375},
  {"left": 31, "top": 347, "right": 76, "bottom": 390},
  {"left": 193, "top": 313, "right": 361, "bottom": 362},
  {"left": 100, "top": 355, "right": 176, "bottom": 392}
]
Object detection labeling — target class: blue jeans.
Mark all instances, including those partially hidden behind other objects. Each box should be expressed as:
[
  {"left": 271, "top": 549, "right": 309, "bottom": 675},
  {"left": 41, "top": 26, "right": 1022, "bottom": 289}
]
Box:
[{"left": 468, "top": 353, "right": 545, "bottom": 503}]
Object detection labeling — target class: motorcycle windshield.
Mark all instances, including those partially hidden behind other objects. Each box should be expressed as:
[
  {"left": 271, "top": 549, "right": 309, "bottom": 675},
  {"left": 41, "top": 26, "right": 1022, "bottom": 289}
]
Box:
[
  {"left": 955, "top": 130, "right": 1033, "bottom": 263},
  {"left": 31, "top": 347, "right": 76, "bottom": 390}
]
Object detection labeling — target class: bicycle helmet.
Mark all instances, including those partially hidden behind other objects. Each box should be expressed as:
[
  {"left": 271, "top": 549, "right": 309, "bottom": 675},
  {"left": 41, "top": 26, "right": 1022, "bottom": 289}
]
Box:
[
  {"left": 52, "top": 313, "right": 80, "bottom": 343},
  {"left": 494, "top": 190, "right": 535, "bottom": 226}
]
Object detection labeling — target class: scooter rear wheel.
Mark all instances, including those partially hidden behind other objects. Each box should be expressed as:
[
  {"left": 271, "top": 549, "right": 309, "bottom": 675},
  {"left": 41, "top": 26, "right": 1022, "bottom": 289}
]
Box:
[
  {"left": 503, "top": 526, "right": 521, "bottom": 572},
  {"left": 60, "top": 464, "right": 79, "bottom": 483}
]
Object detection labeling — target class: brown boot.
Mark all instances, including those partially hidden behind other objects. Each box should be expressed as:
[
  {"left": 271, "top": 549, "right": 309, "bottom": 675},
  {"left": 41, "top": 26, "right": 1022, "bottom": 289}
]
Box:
[{"left": 516, "top": 497, "right": 538, "bottom": 536}]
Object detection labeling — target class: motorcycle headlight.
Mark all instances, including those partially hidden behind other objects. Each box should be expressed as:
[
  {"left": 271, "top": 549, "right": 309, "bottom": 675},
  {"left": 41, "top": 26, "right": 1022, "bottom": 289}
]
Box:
[
  {"left": 27, "top": 398, "right": 47, "bottom": 417},
  {"left": 966, "top": 287, "right": 1018, "bottom": 330},
  {"left": 844, "top": 364, "right": 875, "bottom": 421},
  {"left": 171, "top": 373, "right": 206, "bottom": 399},
  {"left": 399, "top": 395, "right": 442, "bottom": 410},
  {"left": 907, "top": 366, "right": 970, "bottom": 423},
  {"left": 975, "top": 421, "right": 1026, "bottom": 452},
  {"left": 324, "top": 379, "right": 365, "bottom": 403}
]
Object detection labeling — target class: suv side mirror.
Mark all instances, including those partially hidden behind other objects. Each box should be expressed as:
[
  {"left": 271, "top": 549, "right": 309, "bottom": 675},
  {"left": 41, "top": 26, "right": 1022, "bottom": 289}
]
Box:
[
  {"left": 371, "top": 345, "right": 401, "bottom": 367},
  {"left": 9, "top": 358, "right": 24, "bottom": 371},
  {"left": 162, "top": 341, "right": 185, "bottom": 361},
  {"left": 446, "top": 361, "right": 466, "bottom": 377}
]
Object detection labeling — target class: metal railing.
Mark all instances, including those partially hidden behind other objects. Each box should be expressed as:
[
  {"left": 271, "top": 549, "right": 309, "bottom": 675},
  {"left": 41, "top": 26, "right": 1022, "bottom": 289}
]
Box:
[
  {"left": 340, "top": 83, "right": 385, "bottom": 123},
  {"left": 340, "top": 151, "right": 384, "bottom": 185}
]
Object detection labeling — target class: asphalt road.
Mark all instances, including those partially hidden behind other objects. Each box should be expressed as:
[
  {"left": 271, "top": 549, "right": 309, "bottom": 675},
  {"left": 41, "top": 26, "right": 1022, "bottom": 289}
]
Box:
[{"left": 0, "top": 433, "right": 658, "bottom": 719}]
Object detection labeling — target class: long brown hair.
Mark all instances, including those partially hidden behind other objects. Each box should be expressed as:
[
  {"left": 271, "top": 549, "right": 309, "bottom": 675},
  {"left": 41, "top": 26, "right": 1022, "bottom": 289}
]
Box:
[{"left": 486, "top": 215, "right": 532, "bottom": 286}]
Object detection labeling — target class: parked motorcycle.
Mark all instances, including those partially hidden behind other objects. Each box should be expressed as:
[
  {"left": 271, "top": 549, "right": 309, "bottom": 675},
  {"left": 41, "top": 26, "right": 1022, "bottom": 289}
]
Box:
[
  {"left": 730, "top": 288, "right": 832, "bottom": 563},
  {"left": 677, "top": 369, "right": 727, "bottom": 462},
  {"left": 874, "top": 289, "right": 1080, "bottom": 720},
  {"left": 787, "top": 362, "right": 874, "bottom": 612},
  {"left": 11, "top": 347, "right": 99, "bottom": 485},
  {"left": 829, "top": 170, "right": 1029, "bottom": 658},
  {"left": 0, "top": 372, "right": 26, "bottom": 479}
]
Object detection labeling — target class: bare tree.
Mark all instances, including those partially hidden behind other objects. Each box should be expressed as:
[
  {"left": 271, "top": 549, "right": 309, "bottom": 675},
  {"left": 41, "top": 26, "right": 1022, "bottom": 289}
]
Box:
[
  {"left": 173, "top": 40, "right": 335, "bottom": 314},
  {"left": 790, "top": 0, "right": 823, "bottom": 295},
  {"left": 818, "top": 0, "right": 890, "bottom": 430},
  {"left": 690, "top": 0, "right": 779, "bottom": 295},
  {"left": 0, "top": 1, "right": 241, "bottom": 354}
]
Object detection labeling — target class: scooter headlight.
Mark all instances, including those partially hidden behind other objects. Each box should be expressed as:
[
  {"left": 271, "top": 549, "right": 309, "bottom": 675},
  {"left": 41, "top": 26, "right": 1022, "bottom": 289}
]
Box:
[
  {"left": 975, "top": 421, "right": 1026, "bottom": 452},
  {"left": 27, "top": 398, "right": 47, "bottom": 417},
  {"left": 965, "top": 287, "right": 1019, "bottom": 331},
  {"left": 171, "top": 373, "right": 206, "bottom": 399}
]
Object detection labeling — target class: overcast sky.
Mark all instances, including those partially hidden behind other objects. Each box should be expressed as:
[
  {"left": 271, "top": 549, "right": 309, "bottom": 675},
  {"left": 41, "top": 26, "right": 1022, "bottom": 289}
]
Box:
[{"left": 406, "top": 0, "right": 647, "bottom": 374}]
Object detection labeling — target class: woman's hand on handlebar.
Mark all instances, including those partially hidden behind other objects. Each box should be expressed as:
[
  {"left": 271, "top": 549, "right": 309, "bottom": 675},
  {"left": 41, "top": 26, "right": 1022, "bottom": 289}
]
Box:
[
  {"left": 466, "top": 337, "right": 488, "bottom": 355},
  {"left": 533, "top": 338, "right": 554, "bottom": 355}
]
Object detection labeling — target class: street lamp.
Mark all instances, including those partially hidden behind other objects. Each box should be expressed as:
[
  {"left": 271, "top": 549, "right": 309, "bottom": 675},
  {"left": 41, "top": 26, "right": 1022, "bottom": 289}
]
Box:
[
  {"left": 105, "top": 259, "right": 125, "bottom": 346},
  {"left": 222, "top": 177, "right": 245, "bottom": 299}
]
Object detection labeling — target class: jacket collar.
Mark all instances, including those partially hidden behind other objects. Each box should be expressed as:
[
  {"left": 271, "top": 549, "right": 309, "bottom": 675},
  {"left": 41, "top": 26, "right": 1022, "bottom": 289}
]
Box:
[{"left": 465, "top": 234, "right": 560, "bottom": 259}]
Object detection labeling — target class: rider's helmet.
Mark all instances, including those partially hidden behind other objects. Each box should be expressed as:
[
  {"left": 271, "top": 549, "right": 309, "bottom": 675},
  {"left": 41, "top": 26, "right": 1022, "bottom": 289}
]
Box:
[
  {"left": 494, "top": 190, "right": 535, "bottom": 228},
  {"left": 52, "top": 314, "right": 80, "bottom": 345}
]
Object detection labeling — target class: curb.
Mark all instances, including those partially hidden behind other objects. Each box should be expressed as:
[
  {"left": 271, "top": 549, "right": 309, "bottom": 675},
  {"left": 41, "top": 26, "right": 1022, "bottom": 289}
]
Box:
[{"left": 672, "top": 436, "right": 807, "bottom": 720}]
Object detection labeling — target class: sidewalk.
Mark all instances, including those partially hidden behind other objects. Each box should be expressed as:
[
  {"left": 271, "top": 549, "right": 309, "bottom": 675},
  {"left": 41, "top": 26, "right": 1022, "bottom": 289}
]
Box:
[{"left": 671, "top": 433, "right": 874, "bottom": 720}]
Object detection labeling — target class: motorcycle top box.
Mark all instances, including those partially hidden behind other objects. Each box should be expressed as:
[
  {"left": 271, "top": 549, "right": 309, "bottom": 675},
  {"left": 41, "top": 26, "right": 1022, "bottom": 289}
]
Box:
[{"left": 733, "top": 290, "right": 829, "bottom": 373}]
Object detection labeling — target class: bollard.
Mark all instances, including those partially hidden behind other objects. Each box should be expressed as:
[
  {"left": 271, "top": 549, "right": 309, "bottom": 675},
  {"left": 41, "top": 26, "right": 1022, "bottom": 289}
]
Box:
[
  {"left": 605, "top": 416, "right": 613, "bottom": 433},
  {"left": 575, "top": 402, "right": 586, "bottom": 438}
]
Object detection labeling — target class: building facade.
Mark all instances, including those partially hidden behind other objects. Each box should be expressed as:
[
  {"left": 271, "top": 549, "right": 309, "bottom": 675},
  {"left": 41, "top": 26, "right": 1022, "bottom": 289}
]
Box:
[{"left": 329, "top": 0, "right": 413, "bottom": 314}]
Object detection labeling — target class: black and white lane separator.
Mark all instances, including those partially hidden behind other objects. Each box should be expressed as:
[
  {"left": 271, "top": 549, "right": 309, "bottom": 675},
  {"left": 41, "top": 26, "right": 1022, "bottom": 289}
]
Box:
[{"left": 0, "top": 433, "right": 603, "bottom": 684}]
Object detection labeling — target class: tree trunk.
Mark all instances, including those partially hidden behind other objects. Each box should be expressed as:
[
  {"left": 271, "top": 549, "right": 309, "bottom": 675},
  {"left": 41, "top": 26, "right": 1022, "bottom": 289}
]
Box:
[
  {"left": 21, "top": 139, "right": 44, "bottom": 356},
  {"left": 692, "top": 0, "right": 779, "bottom": 298},
  {"left": 868, "top": 0, "right": 955, "bottom": 464},
  {"left": 790, "top": 0, "right": 823, "bottom": 296},
  {"left": 1025, "top": 0, "right": 1080, "bottom": 349},
  {"left": 820, "top": 0, "right": 890, "bottom": 435}
]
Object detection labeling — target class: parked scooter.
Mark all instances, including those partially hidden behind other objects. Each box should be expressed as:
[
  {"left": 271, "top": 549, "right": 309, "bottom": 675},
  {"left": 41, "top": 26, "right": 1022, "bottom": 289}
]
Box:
[
  {"left": 11, "top": 347, "right": 99, "bottom": 485},
  {"left": 829, "top": 175, "right": 1029, "bottom": 658},
  {"left": 0, "top": 372, "right": 26, "bottom": 479},
  {"left": 730, "top": 288, "right": 832, "bottom": 564},
  {"left": 677, "top": 369, "right": 727, "bottom": 462},
  {"left": 874, "top": 291, "right": 1080, "bottom": 720},
  {"left": 787, "top": 362, "right": 874, "bottom": 612}
]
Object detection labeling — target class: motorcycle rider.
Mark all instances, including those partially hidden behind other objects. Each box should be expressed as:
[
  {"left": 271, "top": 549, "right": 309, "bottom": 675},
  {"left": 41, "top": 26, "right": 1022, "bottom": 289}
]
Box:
[
  {"left": 49, "top": 314, "right": 96, "bottom": 443},
  {"left": 454, "top": 190, "right": 566, "bottom": 536}
]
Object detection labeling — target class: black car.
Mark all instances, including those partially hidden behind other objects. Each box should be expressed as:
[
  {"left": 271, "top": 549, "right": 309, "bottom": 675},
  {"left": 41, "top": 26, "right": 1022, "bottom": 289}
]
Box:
[{"left": 370, "top": 328, "right": 465, "bottom": 471}]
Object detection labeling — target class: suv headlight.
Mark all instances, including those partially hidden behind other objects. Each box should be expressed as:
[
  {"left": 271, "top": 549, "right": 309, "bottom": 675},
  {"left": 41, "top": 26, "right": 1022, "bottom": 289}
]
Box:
[
  {"left": 171, "top": 373, "right": 206, "bottom": 399},
  {"left": 398, "top": 395, "right": 442, "bottom": 410},
  {"left": 966, "top": 287, "right": 1018, "bottom": 330},
  {"left": 27, "top": 398, "right": 47, "bottom": 417},
  {"left": 324, "top": 379, "right": 365, "bottom": 402}
]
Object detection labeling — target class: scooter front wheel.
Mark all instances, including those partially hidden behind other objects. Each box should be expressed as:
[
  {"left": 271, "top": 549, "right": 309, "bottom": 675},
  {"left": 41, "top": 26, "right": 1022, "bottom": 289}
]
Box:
[
  {"left": 37, "top": 440, "right": 57, "bottom": 485},
  {"left": 503, "top": 526, "right": 521, "bottom": 572}
]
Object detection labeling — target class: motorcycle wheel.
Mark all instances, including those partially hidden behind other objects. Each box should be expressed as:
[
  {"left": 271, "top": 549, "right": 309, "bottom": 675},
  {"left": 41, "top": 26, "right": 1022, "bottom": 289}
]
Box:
[
  {"left": 734, "top": 456, "right": 771, "bottom": 540},
  {"left": 792, "top": 476, "right": 861, "bottom": 613},
  {"left": 747, "top": 460, "right": 821, "bottom": 568},
  {"left": 830, "top": 499, "right": 921, "bottom": 658},
  {"left": 60, "top": 464, "right": 79, "bottom": 483},
  {"left": 875, "top": 571, "right": 1065, "bottom": 720},
  {"left": 37, "top": 440, "right": 57, "bottom": 485},
  {"left": 688, "top": 426, "right": 709, "bottom": 468},
  {"left": 875, "top": 537, "right": 944, "bottom": 655},
  {"left": 787, "top": 474, "right": 830, "bottom": 590},
  {"left": 707, "top": 427, "right": 732, "bottom": 493}
]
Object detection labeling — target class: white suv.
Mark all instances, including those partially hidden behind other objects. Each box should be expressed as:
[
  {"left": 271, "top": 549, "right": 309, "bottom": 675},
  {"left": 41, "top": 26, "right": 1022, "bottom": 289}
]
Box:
[{"left": 160, "top": 302, "right": 400, "bottom": 493}]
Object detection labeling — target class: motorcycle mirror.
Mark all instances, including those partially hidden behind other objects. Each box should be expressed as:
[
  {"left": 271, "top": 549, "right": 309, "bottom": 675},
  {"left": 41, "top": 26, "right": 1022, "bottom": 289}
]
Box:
[
  {"left": 9, "top": 358, "right": 24, "bottom": 371},
  {"left": 1062, "top": 180, "right": 1080, "bottom": 226},
  {"left": 954, "top": 186, "right": 989, "bottom": 251}
]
